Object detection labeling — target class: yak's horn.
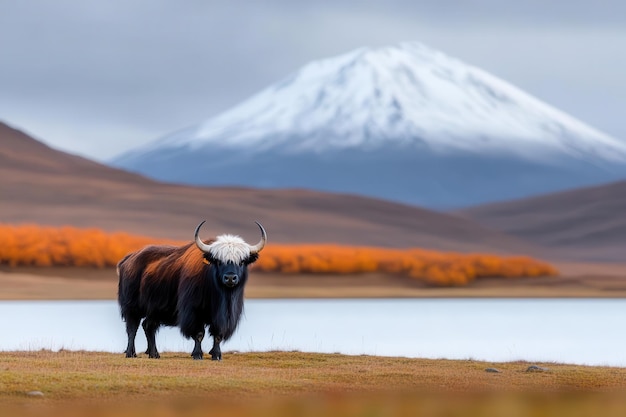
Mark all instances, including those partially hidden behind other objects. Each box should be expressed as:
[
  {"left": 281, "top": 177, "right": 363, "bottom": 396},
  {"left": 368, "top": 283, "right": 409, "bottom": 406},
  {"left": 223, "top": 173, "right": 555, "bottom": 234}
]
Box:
[
  {"left": 248, "top": 221, "right": 267, "bottom": 254},
  {"left": 194, "top": 220, "right": 212, "bottom": 253}
]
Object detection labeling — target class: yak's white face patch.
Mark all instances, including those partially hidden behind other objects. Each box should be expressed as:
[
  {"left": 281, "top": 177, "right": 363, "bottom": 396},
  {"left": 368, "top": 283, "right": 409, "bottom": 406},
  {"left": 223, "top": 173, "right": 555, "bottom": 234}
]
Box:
[{"left": 208, "top": 234, "right": 251, "bottom": 264}]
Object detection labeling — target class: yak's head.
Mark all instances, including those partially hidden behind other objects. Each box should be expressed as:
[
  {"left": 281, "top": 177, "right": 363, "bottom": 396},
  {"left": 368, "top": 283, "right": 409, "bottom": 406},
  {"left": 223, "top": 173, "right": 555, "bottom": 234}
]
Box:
[{"left": 194, "top": 221, "right": 266, "bottom": 289}]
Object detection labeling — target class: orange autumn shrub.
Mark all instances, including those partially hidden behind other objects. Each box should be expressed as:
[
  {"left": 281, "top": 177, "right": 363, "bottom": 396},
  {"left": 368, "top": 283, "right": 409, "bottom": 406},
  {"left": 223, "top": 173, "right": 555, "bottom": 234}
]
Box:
[
  {"left": 254, "top": 245, "right": 558, "bottom": 286},
  {"left": 0, "top": 224, "right": 178, "bottom": 268},
  {"left": 0, "top": 224, "right": 558, "bottom": 286}
]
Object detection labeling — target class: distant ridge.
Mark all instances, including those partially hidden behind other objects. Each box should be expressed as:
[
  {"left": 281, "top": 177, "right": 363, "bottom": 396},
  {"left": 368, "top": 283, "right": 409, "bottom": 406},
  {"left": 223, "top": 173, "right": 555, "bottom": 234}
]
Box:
[
  {"left": 0, "top": 121, "right": 151, "bottom": 183},
  {"left": 460, "top": 180, "right": 626, "bottom": 261}
]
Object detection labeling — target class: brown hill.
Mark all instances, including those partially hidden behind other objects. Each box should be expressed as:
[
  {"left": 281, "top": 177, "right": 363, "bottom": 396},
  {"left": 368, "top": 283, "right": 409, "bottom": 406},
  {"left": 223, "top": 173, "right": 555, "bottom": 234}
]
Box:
[
  {"left": 0, "top": 121, "right": 537, "bottom": 254},
  {"left": 460, "top": 181, "right": 626, "bottom": 261}
]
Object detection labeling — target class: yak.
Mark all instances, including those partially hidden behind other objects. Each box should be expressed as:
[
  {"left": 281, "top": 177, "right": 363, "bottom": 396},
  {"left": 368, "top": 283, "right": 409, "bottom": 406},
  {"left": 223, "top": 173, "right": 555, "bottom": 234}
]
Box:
[{"left": 117, "top": 220, "right": 266, "bottom": 360}]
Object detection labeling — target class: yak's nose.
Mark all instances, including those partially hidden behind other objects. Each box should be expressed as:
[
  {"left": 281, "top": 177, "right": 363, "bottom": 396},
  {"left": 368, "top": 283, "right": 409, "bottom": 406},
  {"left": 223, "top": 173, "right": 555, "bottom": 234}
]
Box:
[{"left": 223, "top": 273, "right": 239, "bottom": 287}]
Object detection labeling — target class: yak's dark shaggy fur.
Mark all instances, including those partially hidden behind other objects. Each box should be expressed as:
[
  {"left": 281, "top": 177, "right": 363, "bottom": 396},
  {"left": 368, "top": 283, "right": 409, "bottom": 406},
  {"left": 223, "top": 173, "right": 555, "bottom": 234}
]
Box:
[{"left": 117, "top": 222, "right": 265, "bottom": 360}]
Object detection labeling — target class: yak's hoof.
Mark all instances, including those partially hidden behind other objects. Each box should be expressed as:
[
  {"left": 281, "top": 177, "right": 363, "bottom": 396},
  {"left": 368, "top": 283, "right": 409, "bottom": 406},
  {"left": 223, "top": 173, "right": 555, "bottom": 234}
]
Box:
[
  {"left": 125, "top": 353, "right": 137, "bottom": 358},
  {"left": 209, "top": 348, "right": 221, "bottom": 361},
  {"left": 192, "top": 352, "right": 203, "bottom": 360},
  {"left": 148, "top": 352, "right": 160, "bottom": 359}
]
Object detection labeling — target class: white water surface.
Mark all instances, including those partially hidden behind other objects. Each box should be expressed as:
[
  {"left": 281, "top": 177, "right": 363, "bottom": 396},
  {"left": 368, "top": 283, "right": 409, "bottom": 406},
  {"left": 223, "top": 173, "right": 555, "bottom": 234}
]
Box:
[{"left": 0, "top": 299, "right": 624, "bottom": 366}]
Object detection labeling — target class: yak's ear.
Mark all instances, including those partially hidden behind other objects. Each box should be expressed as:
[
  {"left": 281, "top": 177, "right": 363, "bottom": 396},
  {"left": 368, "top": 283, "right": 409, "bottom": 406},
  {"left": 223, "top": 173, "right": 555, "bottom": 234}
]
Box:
[
  {"left": 203, "top": 253, "right": 218, "bottom": 265},
  {"left": 245, "top": 253, "right": 259, "bottom": 265}
]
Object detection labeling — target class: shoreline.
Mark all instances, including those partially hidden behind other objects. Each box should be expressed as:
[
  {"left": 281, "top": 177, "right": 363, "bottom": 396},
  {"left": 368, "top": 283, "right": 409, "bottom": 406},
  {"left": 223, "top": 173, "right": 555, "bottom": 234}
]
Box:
[{"left": 1, "top": 264, "right": 626, "bottom": 299}]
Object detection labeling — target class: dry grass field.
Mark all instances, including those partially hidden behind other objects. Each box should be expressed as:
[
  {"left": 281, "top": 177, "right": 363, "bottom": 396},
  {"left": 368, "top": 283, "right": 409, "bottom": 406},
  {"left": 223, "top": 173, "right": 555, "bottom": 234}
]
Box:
[{"left": 2, "top": 351, "right": 626, "bottom": 417}]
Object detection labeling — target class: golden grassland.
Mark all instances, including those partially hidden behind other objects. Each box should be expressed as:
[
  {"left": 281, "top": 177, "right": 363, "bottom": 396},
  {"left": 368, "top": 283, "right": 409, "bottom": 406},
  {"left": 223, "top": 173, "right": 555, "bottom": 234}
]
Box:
[
  {"left": 0, "top": 224, "right": 557, "bottom": 287},
  {"left": 2, "top": 351, "right": 626, "bottom": 417}
]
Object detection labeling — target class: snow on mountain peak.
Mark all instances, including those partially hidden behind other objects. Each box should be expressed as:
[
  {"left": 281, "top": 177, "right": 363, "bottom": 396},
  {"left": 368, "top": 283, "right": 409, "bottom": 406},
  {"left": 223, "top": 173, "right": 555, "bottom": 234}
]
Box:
[{"left": 150, "top": 42, "right": 626, "bottom": 163}]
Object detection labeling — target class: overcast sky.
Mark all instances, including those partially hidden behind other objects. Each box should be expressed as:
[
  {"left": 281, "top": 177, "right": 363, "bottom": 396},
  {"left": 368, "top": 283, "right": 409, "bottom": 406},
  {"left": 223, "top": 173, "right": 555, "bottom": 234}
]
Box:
[{"left": 1, "top": 1, "right": 624, "bottom": 162}]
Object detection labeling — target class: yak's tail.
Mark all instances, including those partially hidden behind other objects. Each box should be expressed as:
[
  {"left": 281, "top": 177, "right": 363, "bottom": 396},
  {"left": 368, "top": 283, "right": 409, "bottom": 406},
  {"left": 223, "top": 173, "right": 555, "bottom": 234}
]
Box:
[
  {"left": 116, "top": 253, "right": 132, "bottom": 278},
  {"left": 116, "top": 253, "right": 135, "bottom": 319}
]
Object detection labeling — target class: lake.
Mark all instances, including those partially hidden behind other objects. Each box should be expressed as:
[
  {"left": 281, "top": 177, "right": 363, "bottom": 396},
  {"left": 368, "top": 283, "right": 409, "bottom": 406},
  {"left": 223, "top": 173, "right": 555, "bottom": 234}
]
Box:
[{"left": 0, "top": 299, "right": 624, "bottom": 366}]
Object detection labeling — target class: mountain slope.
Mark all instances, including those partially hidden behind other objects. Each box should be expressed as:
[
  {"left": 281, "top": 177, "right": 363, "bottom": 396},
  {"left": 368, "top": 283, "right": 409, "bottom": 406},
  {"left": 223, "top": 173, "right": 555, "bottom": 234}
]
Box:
[
  {"left": 0, "top": 122, "right": 150, "bottom": 183},
  {"left": 459, "top": 180, "right": 626, "bottom": 261},
  {"left": 0, "top": 121, "right": 535, "bottom": 254},
  {"left": 112, "top": 42, "right": 626, "bottom": 208}
]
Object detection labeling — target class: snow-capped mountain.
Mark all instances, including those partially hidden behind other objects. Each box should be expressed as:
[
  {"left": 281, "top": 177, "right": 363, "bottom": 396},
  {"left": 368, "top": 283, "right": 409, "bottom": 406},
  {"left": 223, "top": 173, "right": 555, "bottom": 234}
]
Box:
[{"left": 112, "top": 42, "right": 626, "bottom": 208}]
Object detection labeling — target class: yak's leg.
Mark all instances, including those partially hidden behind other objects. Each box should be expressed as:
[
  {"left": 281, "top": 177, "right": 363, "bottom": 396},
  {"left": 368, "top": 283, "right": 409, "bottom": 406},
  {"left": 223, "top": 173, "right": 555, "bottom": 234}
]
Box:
[
  {"left": 142, "top": 320, "right": 150, "bottom": 354},
  {"left": 209, "top": 335, "right": 223, "bottom": 361},
  {"left": 179, "top": 311, "right": 205, "bottom": 360},
  {"left": 142, "top": 318, "right": 161, "bottom": 359},
  {"left": 124, "top": 315, "right": 140, "bottom": 358},
  {"left": 191, "top": 329, "right": 205, "bottom": 360},
  {"left": 141, "top": 319, "right": 149, "bottom": 354},
  {"left": 141, "top": 320, "right": 150, "bottom": 355}
]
